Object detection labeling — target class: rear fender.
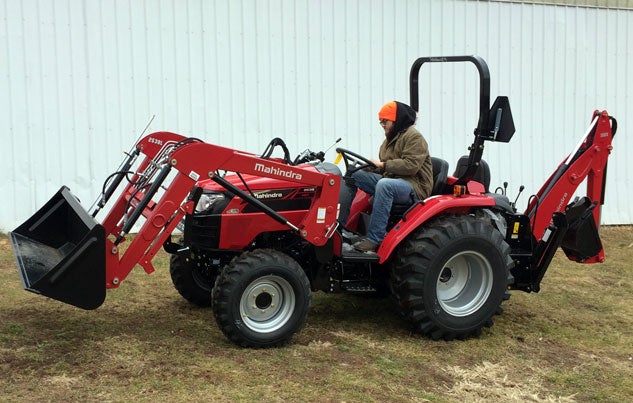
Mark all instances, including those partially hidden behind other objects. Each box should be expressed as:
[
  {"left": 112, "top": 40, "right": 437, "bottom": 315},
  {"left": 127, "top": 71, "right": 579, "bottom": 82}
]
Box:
[{"left": 376, "top": 194, "right": 496, "bottom": 264}]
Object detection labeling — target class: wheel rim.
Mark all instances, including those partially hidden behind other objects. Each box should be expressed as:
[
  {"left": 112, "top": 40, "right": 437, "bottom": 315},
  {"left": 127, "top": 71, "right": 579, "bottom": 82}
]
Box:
[
  {"left": 188, "top": 253, "right": 214, "bottom": 292},
  {"left": 436, "top": 250, "right": 493, "bottom": 317},
  {"left": 239, "top": 275, "right": 295, "bottom": 333}
]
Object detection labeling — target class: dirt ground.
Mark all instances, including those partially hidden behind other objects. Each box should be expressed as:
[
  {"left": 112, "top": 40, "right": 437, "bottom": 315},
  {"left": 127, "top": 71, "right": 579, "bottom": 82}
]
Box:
[{"left": 1, "top": 226, "right": 632, "bottom": 401}]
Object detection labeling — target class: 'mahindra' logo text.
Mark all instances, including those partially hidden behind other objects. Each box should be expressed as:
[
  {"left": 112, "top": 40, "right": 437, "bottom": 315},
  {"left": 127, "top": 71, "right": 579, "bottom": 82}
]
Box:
[{"left": 254, "top": 163, "right": 302, "bottom": 180}]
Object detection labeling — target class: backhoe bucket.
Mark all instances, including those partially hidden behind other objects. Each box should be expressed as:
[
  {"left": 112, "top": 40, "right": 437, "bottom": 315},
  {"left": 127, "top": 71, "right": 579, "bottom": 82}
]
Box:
[{"left": 9, "top": 186, "right": 106, "bottom": 310}]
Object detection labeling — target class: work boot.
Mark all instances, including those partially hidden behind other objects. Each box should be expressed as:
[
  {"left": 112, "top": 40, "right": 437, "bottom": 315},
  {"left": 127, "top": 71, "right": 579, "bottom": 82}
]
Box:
[
  {"left": 341, "top": 228, "right": 361, "bottom": 244},
  {"left": 353, "top": 238, "right": 378, "bottom": 253}
]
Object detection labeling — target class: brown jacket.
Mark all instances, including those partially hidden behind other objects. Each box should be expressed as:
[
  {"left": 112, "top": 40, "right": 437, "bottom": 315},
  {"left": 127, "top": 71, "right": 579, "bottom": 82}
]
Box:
[{"left": 375, "top": 125, "right": 433, "bottom": 199}]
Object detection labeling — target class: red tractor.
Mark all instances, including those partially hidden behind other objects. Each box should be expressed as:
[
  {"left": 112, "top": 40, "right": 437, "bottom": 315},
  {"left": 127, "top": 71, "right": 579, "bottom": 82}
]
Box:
[{"left": 10, "top": 56, "right": 616, "bottom": 347}]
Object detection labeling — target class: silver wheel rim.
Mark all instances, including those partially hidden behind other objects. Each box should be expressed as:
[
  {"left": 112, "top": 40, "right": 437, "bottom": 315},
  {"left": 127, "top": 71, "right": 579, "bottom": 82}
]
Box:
[
  {"left": 239, "top": 275, "right": 295, "bottom": 333},
  {"left": 436, "top": 250, "right": 493, "bottom": 317}
]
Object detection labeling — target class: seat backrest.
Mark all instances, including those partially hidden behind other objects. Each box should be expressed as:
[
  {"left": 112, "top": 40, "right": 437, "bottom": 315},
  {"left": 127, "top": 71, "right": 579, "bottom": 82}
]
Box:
[
  {"left": 431, "top": 157, "right": 449, "bottom": 195},
  {"left": 452, "top": 155, "right": 491, "bottom": 192}
]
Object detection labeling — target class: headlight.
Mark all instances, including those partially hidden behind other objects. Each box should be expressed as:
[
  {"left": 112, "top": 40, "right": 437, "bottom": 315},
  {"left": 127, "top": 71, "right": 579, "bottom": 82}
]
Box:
[{"left": 195, "top": 192, "right": 226, "bottom": 213}]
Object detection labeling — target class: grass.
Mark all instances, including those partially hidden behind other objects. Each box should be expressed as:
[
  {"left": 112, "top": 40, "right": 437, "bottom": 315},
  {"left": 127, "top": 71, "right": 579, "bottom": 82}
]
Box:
[{"left": 1, "top": 226, "right": 632, "bottom": 401}]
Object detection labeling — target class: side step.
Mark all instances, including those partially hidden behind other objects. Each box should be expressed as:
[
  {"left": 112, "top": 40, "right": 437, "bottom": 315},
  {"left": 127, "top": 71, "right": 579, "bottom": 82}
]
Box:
[
  {"left": 341, "top": 281, "right": 377, "bottom": 293},
  {"left": 340, "top": 244, "right": 380, "bottom": 263}
]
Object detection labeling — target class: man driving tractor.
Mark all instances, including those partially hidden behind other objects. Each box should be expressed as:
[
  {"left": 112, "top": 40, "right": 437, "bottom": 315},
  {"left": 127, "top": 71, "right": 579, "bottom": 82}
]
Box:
[{"left": 339, "top": 101, "right": 434, "bottom": 253}]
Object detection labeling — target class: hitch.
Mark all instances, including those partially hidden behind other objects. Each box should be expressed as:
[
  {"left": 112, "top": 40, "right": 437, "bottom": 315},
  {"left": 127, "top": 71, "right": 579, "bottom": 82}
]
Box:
[{"left": 510, "top": 196, "right": 602, "bottom": 293}]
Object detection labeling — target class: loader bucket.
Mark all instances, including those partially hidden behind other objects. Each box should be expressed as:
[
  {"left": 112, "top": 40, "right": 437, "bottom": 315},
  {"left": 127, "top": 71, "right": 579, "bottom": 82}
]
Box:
[{"left": 9, "top": 186, "right": 106, "bottom": 310}]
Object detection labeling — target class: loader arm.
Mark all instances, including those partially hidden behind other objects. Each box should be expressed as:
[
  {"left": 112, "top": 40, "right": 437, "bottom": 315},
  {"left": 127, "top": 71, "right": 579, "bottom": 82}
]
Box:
[{"left": 103, "top": 132, "right": 341, "bottom": 288}]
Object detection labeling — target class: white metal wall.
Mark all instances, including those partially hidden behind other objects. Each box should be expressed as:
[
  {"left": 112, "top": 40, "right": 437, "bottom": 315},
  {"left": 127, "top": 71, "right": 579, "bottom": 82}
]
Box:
[{"left": 1, "top": 0, "right": 631, "bottom": 231}]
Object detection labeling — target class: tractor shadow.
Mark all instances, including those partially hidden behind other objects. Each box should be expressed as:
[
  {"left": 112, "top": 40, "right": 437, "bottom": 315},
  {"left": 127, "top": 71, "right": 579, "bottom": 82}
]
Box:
[
  {"left": 1, "top": 290, "right": 409, "bottom": 356},
  {"left": 307, "top": 292, "right": 411, "bottom": 336}
]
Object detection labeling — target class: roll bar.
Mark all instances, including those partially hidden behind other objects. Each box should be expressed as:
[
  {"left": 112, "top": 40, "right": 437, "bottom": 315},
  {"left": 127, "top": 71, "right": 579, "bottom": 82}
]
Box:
[
  {"left": 410, "top": 55, "right": 491, "bottom": 133},
  {"left": 409, "top": 55, "right": 494, "bottom": 186}
]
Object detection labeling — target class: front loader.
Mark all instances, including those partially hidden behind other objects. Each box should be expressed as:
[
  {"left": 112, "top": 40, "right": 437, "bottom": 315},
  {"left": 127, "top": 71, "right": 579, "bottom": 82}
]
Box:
[
  {"left": 11, "top": 134, "right": 341, "bottom": 311},
  {"left": 10, "top": 55, "right": 616, "bottom": 347}
]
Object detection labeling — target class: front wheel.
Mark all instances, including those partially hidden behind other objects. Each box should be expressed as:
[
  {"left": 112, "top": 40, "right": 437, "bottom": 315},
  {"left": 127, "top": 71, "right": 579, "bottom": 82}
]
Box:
[
  {"left": 170, "top": 248, "right": 222, "bottom": 307},
  {"left": 212, "top": 249, "right": 311, "bottom": 348},
  {"left": 391, "top": 215, "right": 513, "bottom": 340}
]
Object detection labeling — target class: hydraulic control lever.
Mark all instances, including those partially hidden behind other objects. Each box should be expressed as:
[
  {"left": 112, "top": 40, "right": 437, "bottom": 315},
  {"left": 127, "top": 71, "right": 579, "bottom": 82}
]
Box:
[{"left": 512, "top": 185, "right": 525, "bottom": 212}]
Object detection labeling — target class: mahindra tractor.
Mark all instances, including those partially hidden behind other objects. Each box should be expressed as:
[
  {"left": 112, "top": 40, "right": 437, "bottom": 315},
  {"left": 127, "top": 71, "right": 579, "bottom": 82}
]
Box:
[{"left": 10, "top": 56, "right": 617, "bottom": 347}]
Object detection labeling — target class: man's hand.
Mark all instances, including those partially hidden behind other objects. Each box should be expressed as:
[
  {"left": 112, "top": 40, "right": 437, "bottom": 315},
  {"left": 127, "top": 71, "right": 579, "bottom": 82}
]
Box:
[{"left": 370, "top": 158, "right": 384, "bottom": 169}]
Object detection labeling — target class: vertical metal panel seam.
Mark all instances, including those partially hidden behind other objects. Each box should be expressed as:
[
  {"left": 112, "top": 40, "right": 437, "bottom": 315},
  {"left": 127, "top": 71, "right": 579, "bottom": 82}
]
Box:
[
  {"left": 212, "top": 2, "right": 222, "bottom": 139},
  {"left": 302, "top": 0, "right": 310, "bottom": 138},
  {"left": 172, "top": 0, "right": 180, "bottom": 130},
  {"left": 114, "top": 1, "right": 123, "bottom": 144},
  {"left": 292, "top": 0, "right": 299, "bottom": 141},
  {"left": 239, "top": 2, "right": 247, "bottom": 144},
  {"left": 186, "top": 1, "right": 194, "bottom": 136},
  {"left": 51, "top": 1, "right": 63, "bottom": 186},
  {"left": 34, "top": 0, "right": 47, "bottom": 189},
  {"left": 143, "top": 1, "right": 151, "bottom": 121},
  {"left": 66, "top": 0, "right": 80, "bottom": 180},
  {"left": 3, "top": 0, "right": 17, "bottom": 219},
  {"left": 199, "top": 0, "right": 208, "bottom": 136},
  {"left": 236, "top": 0, "right": 245, "bottom": 144},
  {"left": 353, "top": 0, "right": 359, "bottom": 135},
  {"left": 97, "top": 1, "right": 109, "bottom": 164},
  {"left": 156, "top": 2, "right": 165, "bottom": 123},
  {"left": 255, "top": 1, "right": 263, "bottom": 138},
  {"left": 81, "top": 0, "right": 94, "bottom": 184},
  {"left": 17, "top": 1, "right": 34, "bottom": 200},
  {"left": 127, "top": 0, "right": 137, "bottom": 136}
]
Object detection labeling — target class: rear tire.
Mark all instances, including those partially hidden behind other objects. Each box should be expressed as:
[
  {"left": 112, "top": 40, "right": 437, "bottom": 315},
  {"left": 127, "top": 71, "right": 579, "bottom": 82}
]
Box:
[
  {"left": 391, "top": 215, "right": 513, "bottom": 340},
  {"left": 212, "top": 249, "right": 311, "bottom": 348}
]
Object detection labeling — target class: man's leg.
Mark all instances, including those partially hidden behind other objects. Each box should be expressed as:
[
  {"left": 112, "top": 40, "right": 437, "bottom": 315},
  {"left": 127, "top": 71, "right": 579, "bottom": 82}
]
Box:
[
  {"left": 362, "top": 178, "right": 416, "bottom": 247},
  {"left": 338, "top": 170, "right": 381, "bottom": 226}
]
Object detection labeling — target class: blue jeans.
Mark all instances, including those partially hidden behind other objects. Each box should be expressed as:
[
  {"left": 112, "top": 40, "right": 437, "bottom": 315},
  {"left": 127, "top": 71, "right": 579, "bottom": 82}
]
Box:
[{"left": 339, "top": 170, "right": 417, "bottom": 244}]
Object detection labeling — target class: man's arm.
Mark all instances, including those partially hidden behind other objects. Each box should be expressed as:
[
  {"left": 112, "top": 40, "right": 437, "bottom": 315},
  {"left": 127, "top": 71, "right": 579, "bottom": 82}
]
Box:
[{"left": 383, "top": 132, "right": 428, "bottom": 176}]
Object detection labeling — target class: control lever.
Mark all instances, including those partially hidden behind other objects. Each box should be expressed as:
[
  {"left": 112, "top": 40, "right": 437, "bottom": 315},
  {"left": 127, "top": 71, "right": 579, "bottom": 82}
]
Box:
[
  {"left": 512, "top": 185, "right": 525, "bottom": 212},
  {"left": 495, "top": 181, "right": 508, "bottom": 195},
  {"left": 315, "top": 137, "right": 342, "bottom": 162}
]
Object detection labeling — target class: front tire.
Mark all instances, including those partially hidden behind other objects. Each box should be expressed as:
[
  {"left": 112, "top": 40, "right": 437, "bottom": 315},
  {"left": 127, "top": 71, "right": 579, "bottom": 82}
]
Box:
[
  {"left": 169, "top": 249, "right": 219, "bottom": 307},
  {"left": 212, "top": 249, "right": 311, "bottom": 348},
  {"left": 391, "top": 215, "right": 513, "bottom": 340}
]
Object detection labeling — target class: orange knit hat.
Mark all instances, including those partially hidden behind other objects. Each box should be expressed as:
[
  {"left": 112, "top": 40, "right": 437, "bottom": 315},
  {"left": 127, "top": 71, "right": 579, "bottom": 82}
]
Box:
[{"left": 378, "top": 101, "right": 397, "bottom": 122}]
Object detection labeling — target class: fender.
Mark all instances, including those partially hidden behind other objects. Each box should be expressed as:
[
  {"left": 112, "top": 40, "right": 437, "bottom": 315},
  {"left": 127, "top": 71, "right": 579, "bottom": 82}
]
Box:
[{"left": 376, "top": 194, "right": 496, "bottom": 264}]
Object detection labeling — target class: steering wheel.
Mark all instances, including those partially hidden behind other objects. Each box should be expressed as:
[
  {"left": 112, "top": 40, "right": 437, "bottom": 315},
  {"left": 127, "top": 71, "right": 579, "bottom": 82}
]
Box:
[{"left": 335, "top": 147, "right": 377, "bottom": 175}]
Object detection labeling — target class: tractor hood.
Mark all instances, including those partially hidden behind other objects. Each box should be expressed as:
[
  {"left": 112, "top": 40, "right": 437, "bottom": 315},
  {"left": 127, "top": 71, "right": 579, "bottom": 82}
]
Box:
[{"left": 196, "top": 162, "right": 339, "bottom": 193}]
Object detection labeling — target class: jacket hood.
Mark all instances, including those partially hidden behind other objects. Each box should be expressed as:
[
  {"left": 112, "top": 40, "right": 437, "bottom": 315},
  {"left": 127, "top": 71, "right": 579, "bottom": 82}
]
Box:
[{"left": 387, "top": 101, "right": 417, "bottom": 142}]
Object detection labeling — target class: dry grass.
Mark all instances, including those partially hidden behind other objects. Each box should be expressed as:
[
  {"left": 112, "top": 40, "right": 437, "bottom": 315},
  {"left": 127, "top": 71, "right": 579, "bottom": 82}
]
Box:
[{"left": 1, "top": 226, "right": 632, "bottom": 402}]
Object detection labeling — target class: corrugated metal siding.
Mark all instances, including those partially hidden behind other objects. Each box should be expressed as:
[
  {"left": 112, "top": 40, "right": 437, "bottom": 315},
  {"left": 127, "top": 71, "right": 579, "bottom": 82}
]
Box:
[{"left": 0, "top": 0, "right": 631, "bottom": 231}]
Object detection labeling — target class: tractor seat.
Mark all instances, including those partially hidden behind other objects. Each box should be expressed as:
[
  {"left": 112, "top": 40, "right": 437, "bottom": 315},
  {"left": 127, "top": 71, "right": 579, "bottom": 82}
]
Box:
[
  {"left": 452, "top": 155, "right": 514, "bottom": 213},
  {"left": 430, "top": 157, "right": 449, "bottom": 196},
  {"left": 389, "top": 157, "right": 449, "bottom": 216},
  {"left": 452, "top": 155, "right": 491, "bottom": 192}
]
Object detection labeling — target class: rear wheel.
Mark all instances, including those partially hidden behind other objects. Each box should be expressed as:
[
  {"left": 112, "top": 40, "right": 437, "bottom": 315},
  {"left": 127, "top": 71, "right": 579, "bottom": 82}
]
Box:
[
  {"left": 212, "top": 249, "right": 311, "bottom": 348},
  {"left": 391, "top": 215, "right": 513, "bottom": 340}
]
